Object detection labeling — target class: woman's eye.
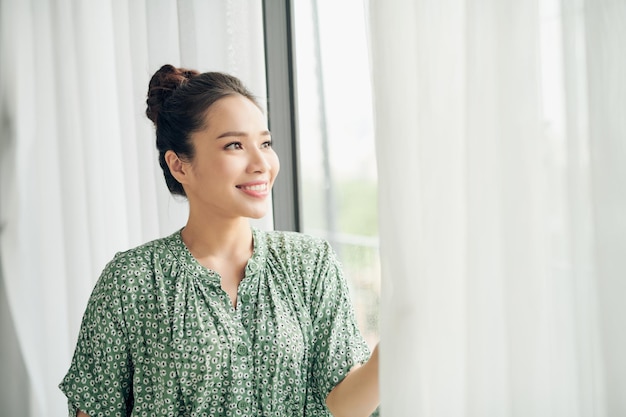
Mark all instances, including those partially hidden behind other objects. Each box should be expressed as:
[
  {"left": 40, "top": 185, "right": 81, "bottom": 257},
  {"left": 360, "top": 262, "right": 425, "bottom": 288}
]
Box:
[
  {"left": 261, "top": 140, "right": 273, "bottom": 149},
  {"left": 224, "top": 142, "right": 243, "bottom": 150}
]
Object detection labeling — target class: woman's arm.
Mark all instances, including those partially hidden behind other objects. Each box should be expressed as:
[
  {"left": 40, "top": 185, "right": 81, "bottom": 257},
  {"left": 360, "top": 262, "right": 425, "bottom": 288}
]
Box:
[
  {"left": 77, "top": 411, "right": 90, "bottom": 417},
  {"left": 325, "top": 344, "right": 380, "bottom": 417}
]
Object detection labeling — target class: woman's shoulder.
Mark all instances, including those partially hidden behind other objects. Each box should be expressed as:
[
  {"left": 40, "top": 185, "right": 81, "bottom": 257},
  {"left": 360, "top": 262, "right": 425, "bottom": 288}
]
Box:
[
  {"left": 107, "top": 232, "right": 177, "bottom": 268},
  {"left": 95, "top": 231, "right": 181, "bottom": 290},
  {"left": 257, "top": 228, "right": 333, "bottom": 255}
]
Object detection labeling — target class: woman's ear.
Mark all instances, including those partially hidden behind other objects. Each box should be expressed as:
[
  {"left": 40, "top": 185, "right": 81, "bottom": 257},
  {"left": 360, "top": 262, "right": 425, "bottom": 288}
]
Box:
[{"left": 164, "top": 150, "right": 190, "bottom": 185}]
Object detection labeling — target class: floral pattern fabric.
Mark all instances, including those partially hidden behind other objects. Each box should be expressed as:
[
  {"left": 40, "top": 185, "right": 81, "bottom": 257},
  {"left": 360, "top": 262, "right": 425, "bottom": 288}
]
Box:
[{"left": 59, "top": 228, "right": 370, "bottom": 416}]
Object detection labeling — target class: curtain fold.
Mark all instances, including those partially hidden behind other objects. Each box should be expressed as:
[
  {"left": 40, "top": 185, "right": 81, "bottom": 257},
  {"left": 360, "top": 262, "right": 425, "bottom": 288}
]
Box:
[
  {"left": 0, "top": 1, "right": 267, "bottom": 416},
  {"left": 369, "top": 0, "right": 625, "bottom": 415},
  {"left": 584, "top": 1, "right": 626, "bottom": 413}
]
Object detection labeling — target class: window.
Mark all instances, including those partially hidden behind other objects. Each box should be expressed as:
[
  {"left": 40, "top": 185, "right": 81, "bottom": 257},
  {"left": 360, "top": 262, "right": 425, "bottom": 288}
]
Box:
[{"left": 292, "top": 0, "right": 379, "bottom": 347}]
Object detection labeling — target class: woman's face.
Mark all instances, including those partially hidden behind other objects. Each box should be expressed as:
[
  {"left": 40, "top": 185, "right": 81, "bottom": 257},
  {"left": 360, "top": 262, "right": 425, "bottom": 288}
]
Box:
[{"left": 181, "top": 94, "right": 280, "bottom": 220}]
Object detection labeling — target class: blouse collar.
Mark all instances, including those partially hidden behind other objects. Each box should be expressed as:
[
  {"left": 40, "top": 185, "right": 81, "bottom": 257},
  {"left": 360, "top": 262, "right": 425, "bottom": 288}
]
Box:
[{"left": 165, "top": 226, "right": 267, "bottom": 281}]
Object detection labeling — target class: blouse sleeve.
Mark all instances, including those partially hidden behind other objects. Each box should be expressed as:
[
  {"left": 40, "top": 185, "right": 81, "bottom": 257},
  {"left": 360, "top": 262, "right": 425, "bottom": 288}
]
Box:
[
  {"left": 59, "top": 258, "right": 134, "bottom": 417},
  {"left": 309, "top": 240, "right": 371, "bottom": 403}
]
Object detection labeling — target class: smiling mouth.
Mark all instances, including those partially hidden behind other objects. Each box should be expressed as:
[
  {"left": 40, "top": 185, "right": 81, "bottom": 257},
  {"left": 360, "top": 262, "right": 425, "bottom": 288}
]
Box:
[{"left": 236, "top": 183, "right": 268, "bottom": 192}]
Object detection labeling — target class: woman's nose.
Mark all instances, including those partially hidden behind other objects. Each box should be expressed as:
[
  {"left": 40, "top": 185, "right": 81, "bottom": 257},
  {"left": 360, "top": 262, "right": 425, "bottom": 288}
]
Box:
[{"left": 247, "top": 148, "right": 271, "bottom": 173}]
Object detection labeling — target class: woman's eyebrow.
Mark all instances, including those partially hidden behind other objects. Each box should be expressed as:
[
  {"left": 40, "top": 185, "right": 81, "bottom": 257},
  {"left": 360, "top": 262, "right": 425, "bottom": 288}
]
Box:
[{"left": 216, "top": 130, "right": 271, "bottom": 139}]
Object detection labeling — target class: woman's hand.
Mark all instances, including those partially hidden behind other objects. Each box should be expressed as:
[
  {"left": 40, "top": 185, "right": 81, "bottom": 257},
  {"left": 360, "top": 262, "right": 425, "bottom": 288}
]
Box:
[{"left": 325, "top": 343, "right": 380, "bottom": 417}]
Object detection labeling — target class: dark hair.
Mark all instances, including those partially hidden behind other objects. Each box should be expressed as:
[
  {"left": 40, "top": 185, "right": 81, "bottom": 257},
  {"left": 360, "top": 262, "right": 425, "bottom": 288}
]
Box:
[{"left": 146, "top": 64, "right": 259, "bottom": 197}]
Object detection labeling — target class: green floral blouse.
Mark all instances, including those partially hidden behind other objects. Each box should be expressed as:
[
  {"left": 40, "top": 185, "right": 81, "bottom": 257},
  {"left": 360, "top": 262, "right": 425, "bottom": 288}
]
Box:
[{"left": 60, "top": 228, "right": 370, "bottom": 416}]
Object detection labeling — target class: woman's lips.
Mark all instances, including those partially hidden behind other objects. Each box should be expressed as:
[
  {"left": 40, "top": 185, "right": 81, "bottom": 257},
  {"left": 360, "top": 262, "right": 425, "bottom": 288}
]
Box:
[{"left": 236, "top": 182, "right": 269, "bottom": 197}]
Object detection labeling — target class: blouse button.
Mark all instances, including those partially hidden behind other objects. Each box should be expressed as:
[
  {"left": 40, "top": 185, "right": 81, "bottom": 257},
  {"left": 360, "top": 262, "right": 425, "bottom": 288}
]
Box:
[
  {"left": 236, "top": 344, "right": 248, "bottom": 356},
  {"left": 237, "top": 399, "right": 248, "bottom": 410},
  {"left": 240, "top": 294, "right": 251, "bottom": 303},
  {"left": 246, "top": 259, "right": 259, "bottom": 274}
]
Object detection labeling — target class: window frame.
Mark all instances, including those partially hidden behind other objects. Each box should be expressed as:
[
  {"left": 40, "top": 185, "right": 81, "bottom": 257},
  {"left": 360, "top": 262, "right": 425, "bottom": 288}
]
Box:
[{"left": 262, "top": 0, "right": 302, "bottom": 232}]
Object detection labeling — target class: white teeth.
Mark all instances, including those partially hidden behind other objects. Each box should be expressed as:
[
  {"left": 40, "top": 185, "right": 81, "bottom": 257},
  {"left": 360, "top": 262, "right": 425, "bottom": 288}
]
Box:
[{"left": 239, "top": 184, "right": 267, "bottom": 191}]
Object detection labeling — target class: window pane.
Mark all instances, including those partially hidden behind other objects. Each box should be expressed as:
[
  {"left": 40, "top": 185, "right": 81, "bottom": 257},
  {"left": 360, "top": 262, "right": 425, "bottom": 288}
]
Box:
[{"left": 293, "top": 0, "right": 379, "bottom": 347}]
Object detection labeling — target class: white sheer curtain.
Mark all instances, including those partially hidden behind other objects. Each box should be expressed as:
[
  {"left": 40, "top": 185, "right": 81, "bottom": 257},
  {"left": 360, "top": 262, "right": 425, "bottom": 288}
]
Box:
[
  {"left": 0, "top": 1, "right": 267, "bottom": 415},
  {"left": 369, "top": 0, "right": 625, "bottom": 416}
]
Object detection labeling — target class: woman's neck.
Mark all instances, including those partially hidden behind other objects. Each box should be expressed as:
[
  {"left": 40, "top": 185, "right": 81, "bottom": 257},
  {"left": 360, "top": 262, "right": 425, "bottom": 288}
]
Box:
[{"left": 181, "top": 213, "right": 253, "bottom": 261}]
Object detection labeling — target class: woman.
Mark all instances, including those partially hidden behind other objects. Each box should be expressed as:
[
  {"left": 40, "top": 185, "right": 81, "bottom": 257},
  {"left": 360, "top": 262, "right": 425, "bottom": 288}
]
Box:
[{"left": 60, "top": 65, "right": 379, "bottom": 417}]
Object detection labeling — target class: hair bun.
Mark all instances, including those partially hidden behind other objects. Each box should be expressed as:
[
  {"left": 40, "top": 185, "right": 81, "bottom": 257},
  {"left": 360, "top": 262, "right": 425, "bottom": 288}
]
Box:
[{"left": 146, "top": 64, "right": 200, "bottom": 125}]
